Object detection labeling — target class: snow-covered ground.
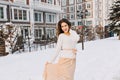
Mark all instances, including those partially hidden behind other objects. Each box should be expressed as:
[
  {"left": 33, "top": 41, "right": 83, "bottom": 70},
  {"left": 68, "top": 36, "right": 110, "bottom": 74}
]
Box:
[{"left": 0, "top": 37, "right": 120, "bottom": 80}]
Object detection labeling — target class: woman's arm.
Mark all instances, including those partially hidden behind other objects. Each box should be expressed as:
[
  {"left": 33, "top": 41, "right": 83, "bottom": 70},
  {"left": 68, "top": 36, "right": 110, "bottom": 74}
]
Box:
[
  {"left": 70, "top": 29, "right": 79, "bottom": 42},
  {"left": 48, "top": 34, "right": 63, "bottom": 63}
]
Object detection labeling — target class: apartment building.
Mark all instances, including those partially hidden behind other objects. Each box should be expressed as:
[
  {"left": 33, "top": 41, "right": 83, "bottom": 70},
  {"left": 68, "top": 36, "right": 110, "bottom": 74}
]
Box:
[
  {"left": 0, "top": 0, "right": 30, "bottom": 39},
  {"left": 61, "top": 0, "right": 93, "bottom": 27},
  {"left": 0, "top": 0, "right": 62, "bottom": 43},
  {"left": 93, "top": 0, "right": 115, "bottom": 27},
  {"left": 102, "top": 0, "right": 115, "bottom": 26},
  {"left": 30, "top": 0, "right": 61, "bottom": 42},
  {"left": 60, "top": 0, "right": 114, "bottom": 28}
]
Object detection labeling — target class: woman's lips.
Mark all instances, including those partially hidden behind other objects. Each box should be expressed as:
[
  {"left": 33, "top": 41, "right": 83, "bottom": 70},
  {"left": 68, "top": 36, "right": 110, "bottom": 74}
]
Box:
[{"left": 64, "top": 28, "right": 67, "bottom": 32}]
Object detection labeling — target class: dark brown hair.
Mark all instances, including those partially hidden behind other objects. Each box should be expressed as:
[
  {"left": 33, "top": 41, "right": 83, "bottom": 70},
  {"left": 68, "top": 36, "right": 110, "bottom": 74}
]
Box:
[{"left": 57, "top": 18, "right": 71, "bottom": 36}]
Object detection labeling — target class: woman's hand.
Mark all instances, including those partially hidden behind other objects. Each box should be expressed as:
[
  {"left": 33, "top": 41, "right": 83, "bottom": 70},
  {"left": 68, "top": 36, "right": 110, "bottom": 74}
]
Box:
[
  {"left": 72, "top": 48, "right": 77, "bottom": 55},
  {"left": 45, "top": 61, "right": 52, "bottom": 65},
  {"left": 45, "top": 62, "right": 49, "bottom": 65}
]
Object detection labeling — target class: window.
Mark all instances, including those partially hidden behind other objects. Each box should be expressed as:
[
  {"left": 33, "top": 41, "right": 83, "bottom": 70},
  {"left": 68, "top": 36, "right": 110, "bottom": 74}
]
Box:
[
  {"left": 39, "top": 29, "right": 42, "bottom": 38},
  {"left": 23, "top": 10, "right": 27, "bottom": 20},
  {"left": 0, "top": 7, "right": 4, "bottom": 19},
  {"left": 71, "top": 22, "right": 75, "bottom": 26},
  {"left": 77, "top": 13, "right": 81, "bottom": 19},
  {"left": 47, "top": 0, "right": 52, "bottom": 4},
  {"left": 14, "top": 9, "right": 18, "bottom": 19},
  {"left": 13, "top": 8, "right": 28, "bottom": 21},
  {"left": 0, "top": 5, "right": 7, "bottom": 20},
  {"left": 62, "top": 14, "right": 67, "bottom": 18},
  {"left": 33, "top": 0, "right": 39, "bottom": 1},
  {"left": 86, "top": 20, "right": 92, "bottom": 26},
  {"left": 87, "top": 4, "right": 91, "bottom": 9},
  {"left": 35, "top": 29, "right": 38, "bottom": 37},
  {"left": 34, "top": 29, "right": 42, "bottom": 39},
  {"left": 34, "top": 13, "right": 38, "bottom": 21},
  {"left": 69, "top": 14, "right": 74, "bottom": 20},
  {"left": 77, "top": 0, "right": 82, "bottom": 3},
  {"left": 34, "top": 12, "right": 43, "bottom": 22},
  {"left": 46, "top": 13, "right": 56, "bottom": 23},
  {"left": 39, "top": 14, "right": 41, "bottom": 21},
  {"left": 69, "top": 0, "right": 74, "bottom": 4},
  {"left": 69, "top": 6, "right": 74, "bottom": 12},
  {"left": 61, "top": 0, "right": 66, "bottom": 6},
  {"left": 77, "top": 5, "right": 82, "bottom": 10},
  {"left": 78, "top": 21, "right": 82, "bottom": 25},
  {"left": 62, "top": 7, "right": 67, "bottom": 13},
  {"left": 14, "top": 0, "right": 26, "bottom": 4},
  {"left": 46, "top": 28, "right": 55, "bottom": 38},
  {"left": 72, "top": 15, "right": 74, "bottom": 19},
  {"left": 18, "top": 10, "right": 22, "bottom": 20},
  {"left": 49, "top": 15, "right": 52, "bottom": 22},
  {"left": 25, "top": 29, "right": 28, "bottom": 37},
  {"left": 87, "top": 11, "right": 91, "bottom": 16}
]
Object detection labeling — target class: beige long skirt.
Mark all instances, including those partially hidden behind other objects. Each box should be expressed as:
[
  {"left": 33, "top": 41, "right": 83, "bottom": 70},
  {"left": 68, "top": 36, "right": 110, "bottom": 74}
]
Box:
[{"left": 43, "top": 57, "right": 76, "bottom": 80}]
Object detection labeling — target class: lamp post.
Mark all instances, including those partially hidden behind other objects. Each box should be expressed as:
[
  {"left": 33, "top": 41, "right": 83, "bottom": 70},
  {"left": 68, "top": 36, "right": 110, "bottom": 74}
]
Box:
[
  {"left": 21, "top": 27, "right": 25, "bottom": 52},
  {"left": 77, "top": 9, "right": 88, "bottom": 50},
  {"left": 8, "top": 0, "right": 11, "bottom": 22},
  {"left": 27, "top": 27, "right": 31, "bottom": 52},
  {"left": 81, "top": 25, "right": 84, "bottom": 50}
]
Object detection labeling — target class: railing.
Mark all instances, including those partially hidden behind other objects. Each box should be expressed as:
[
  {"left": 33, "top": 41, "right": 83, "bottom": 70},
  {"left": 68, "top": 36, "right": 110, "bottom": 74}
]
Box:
[{"left": 33, "top": 37, "right": 57, "bottom": 50}]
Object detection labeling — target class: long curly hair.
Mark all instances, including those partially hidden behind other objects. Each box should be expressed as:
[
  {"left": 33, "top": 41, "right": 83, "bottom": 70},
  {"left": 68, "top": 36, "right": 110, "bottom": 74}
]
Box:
[{"left": 56, "top": 18, "right": 71, "bottom": 37}]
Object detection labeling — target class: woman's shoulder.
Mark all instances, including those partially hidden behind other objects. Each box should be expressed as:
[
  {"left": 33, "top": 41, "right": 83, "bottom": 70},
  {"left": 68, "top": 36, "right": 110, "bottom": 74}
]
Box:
[
  {"left": 59, "top": 33, "right": 64, "bottom": 37},
  {"left": 70, "top": 29, "right": 77, "bottom": 35},
  {"left": 57, "top": 33, "right": 64, "bottom": 39}
]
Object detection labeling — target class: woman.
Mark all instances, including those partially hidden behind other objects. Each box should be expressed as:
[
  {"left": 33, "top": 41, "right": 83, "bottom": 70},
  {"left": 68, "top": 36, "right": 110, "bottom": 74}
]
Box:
[{"left": 43, "top": 18, "right": 79, "bottom": 80}]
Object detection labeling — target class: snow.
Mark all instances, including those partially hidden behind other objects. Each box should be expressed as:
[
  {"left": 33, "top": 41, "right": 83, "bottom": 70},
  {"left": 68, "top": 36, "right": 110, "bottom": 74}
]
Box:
[{"left": 0, "top": 37, "right": 120, "bottom": 80}]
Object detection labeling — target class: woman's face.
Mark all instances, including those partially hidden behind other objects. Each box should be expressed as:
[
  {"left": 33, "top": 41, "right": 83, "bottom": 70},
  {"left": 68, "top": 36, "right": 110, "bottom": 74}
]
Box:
[{"left": 61, "top": 22, "right": 69, "bottom": 33}]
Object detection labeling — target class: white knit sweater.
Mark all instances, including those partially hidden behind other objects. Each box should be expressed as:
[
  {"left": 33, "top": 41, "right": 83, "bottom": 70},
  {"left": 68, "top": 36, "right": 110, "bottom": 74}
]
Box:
[{"left": 49, "top": 29, "right": 79, "bottom": 63}]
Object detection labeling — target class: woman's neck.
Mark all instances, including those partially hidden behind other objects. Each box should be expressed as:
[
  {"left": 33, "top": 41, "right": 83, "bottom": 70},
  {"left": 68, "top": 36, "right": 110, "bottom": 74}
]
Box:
[{"left": 64, "top": 32, "right": 70, "bottom": 36}]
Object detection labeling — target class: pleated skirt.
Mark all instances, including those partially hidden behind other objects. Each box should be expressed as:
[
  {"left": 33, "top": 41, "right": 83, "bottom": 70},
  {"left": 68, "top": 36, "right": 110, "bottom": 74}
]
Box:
[{"left": 43, "top": 57, "right": 76, "bottom": 80}]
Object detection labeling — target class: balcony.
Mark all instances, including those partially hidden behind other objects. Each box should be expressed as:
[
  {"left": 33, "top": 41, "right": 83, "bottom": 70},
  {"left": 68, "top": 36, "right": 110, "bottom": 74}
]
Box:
[{"left": 31, "top": 1, "right": 62, "bottom": 13}]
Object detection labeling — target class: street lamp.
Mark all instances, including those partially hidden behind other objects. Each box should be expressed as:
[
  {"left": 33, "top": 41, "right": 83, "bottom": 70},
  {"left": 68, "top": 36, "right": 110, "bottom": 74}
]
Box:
[
  {"left": 27, "top": 27, "right": 31, "bottom": 52},
  {"left": 21, "top": 29, "right": 25, "bottom": 52},
  {"left": 77, "top": 9, "right": 88, "bottom": 50},
  {"left": 8, "top": 0, "right": 12, "bottom": 22}
]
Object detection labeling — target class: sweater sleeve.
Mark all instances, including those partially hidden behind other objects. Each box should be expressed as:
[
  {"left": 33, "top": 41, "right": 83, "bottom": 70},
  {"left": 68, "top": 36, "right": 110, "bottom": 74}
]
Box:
[
  {"left": 48, "top": 34, "right": 63, "bottom": 63},
  {"left": 70, "top": 29, "right": 79, "bottom": 42}
]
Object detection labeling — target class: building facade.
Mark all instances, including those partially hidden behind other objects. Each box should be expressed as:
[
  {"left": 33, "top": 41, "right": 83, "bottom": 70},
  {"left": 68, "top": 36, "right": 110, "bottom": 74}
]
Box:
[
  {"left": 60, "top": 0, "right": 114, "bottom": 28},
  {"left": 0, "top": 0, "right": 62, "bottom": 43},
  {"left": 94, "top": 0, "right": 115, "bottom": 27},
  {"left": 60, "top": 0, "right": 93, "bottom": 27},
  {"left": 102, "top": 0, "right": 115, "bottom": 26}
]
